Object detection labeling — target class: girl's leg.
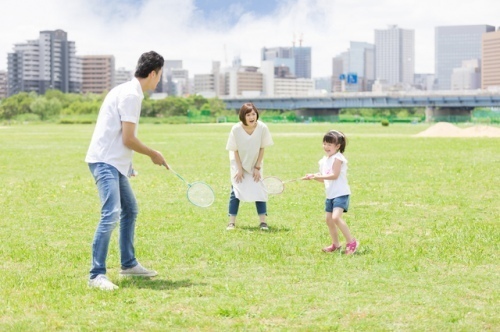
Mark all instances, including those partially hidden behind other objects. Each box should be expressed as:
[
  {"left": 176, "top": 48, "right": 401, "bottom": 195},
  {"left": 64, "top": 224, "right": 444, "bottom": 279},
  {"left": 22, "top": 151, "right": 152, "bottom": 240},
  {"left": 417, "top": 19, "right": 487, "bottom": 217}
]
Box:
[
  {"left": 331, "top": 207, "right": 354, "bottom": 243},
  {"left": 325, "top": 212, "right": 340, "bottom": 247}
]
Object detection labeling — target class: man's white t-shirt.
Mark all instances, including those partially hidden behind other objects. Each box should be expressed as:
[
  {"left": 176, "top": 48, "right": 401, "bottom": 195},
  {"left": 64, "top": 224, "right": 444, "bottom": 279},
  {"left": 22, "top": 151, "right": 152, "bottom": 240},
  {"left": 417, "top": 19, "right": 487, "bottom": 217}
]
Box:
[
  {"left": 85, "top": 78, "right": 144, "bottom": 176},
  {"left": 319, "top": 152, "right": 351, "bottom": 199}
]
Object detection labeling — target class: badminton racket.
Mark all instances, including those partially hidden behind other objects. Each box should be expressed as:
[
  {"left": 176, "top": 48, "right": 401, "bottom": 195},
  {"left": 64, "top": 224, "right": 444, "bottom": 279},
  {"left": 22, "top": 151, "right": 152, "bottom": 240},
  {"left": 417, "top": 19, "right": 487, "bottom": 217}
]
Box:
[
  {"left": 261, "top": 176, "right": 301, "bottom": 195},
  {"left": 167, "top": 166, "right": 215, "bottom": 207}
]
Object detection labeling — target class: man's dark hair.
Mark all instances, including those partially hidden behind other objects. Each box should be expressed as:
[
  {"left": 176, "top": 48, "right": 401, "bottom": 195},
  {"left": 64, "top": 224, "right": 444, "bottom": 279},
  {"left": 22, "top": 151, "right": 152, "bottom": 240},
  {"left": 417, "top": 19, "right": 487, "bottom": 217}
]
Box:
[{"left": 134, "top": 51, "right": 164, "bottom": 78}]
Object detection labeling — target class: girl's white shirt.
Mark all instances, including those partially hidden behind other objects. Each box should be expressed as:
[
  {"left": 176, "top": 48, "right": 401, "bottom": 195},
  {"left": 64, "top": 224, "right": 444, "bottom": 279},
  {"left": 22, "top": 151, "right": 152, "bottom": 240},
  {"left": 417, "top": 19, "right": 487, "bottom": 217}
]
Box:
[
  {"left": 226, "top": 120, "right": 274, "bottom": 202},
  {"left": 319, "top": 152, "right": 351, "bottom": 199}
]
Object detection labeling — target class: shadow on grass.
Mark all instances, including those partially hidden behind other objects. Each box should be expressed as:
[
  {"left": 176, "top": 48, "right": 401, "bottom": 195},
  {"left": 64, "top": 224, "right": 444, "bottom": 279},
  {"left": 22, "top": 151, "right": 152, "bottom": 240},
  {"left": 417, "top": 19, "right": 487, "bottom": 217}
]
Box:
[
  {"left": 238, "top": 225, "right": 291, "bottom": 233},
  {"left": 322, "top": 246, "right": 372, "bottom": 256},
  {"left": 342, "top": 246, "right": 372, "bottom": 256},
  {"left": 118, "top": 278, "right": 200, "bottom": 290}
]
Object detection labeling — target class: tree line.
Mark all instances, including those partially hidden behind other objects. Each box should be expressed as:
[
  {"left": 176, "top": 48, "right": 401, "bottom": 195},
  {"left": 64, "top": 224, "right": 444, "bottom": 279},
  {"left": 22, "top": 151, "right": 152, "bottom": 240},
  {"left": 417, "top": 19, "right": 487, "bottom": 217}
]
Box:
[
  {"left": 0, "top": 90, "right": 227, "bottom": 121},
  {"left": 0, "top": 90, "right": 426, "bottom": 123}
]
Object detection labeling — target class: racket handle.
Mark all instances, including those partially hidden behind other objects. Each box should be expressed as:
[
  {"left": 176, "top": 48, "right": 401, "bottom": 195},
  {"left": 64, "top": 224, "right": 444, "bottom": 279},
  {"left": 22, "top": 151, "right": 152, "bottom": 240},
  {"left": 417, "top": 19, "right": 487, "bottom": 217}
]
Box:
[{"left": 167, "top": 166, "right": 188, "bottom": 184}]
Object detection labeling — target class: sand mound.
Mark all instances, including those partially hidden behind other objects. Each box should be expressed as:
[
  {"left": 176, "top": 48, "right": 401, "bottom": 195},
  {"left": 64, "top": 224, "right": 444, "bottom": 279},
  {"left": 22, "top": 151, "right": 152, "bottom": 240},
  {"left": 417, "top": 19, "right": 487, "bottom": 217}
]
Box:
[
  {"left": 415, "top": 122, "right": 500, "bottom": 138},
  {"left": 415, "top": 122, "right": 464, "bottom": 137},
  {"left": 461, "top": 125, "right": 500, "bottom": 137}
]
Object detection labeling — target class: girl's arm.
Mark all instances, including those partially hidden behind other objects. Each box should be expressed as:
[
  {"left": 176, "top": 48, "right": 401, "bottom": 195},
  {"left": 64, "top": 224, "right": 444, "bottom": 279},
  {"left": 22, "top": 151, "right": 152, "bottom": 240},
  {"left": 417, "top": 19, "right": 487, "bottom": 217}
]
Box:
[{"left": 303, "top": 159, "right": 342, "bottom": 181}]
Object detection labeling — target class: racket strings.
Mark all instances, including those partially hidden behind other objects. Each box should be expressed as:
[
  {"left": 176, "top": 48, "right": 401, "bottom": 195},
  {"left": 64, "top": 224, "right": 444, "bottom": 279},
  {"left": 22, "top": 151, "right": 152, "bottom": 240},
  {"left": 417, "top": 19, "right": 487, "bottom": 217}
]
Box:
[
  {"left": 187, "top": 182, "right": 215, "bottom": 207},
  {"left": 262, "top": 177, "right": 284, "bottom": 194}
]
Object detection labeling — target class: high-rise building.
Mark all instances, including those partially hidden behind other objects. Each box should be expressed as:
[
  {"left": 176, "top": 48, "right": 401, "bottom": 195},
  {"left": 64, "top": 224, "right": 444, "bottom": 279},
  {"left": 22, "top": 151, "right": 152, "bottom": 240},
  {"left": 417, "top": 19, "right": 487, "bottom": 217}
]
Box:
[
  {"left": 193, "top": 61, "right": 224, "bottom": 97},
  {"left": 435, "top": 25, "right": 495, "bottom": 90},
  {"left": 331, "top": 52, "right": 348, "bottom": 92},
  {"left": 7, "top": 29, "right": 81, "bottom": 96},
  {"left": 81, "top": 55, "right": 115, "bottom": 94},
  {"left": 224, "top": 65, "right": 263, "bottom": 97},
  {"left": 482, "top": 28, "right": 500, "bottom": 90},
  {"left": 293, "top": 47, "right": 312, "bottom": 79},
  {"left": 451, "top": 59, "right": 481, "bottom": 90},
  {"left": 259, "top": 59, "right": 314, "bottom": 97},
  {"left": 414, "top": 73, "right": 436, "bottom": 90},
  {"left": 374, "top": 25, "right": 415, "bottom": 86},
  {"left": 261, "top": 46, "right": 312, "bottom": 79},
  {"left": 0, "top": 70, "right": 7, "bottom": 98},
  {"left": 114, "top": 67, "right": 133, "bottom": 86},
  {"left": 331, "top": 41, "right": 374, "bottom": 92},
  {"left": 162, "top": 60, "right": 189, "bottom": 96}
]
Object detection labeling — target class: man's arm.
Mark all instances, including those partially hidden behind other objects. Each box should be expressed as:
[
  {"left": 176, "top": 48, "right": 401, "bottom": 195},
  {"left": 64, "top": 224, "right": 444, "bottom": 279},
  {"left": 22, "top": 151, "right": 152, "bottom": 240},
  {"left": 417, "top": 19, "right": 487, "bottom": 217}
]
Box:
[{"left": 122, "top": 121, "right": 167, "bottom": 168}]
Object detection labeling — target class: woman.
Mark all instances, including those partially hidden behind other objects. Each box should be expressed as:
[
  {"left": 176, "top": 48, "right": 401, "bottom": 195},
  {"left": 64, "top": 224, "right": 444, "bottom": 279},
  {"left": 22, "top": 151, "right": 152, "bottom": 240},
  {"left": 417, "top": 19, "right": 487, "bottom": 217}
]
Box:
[{"left": 225, "top": 103, "right": 274, "bottom": 230}]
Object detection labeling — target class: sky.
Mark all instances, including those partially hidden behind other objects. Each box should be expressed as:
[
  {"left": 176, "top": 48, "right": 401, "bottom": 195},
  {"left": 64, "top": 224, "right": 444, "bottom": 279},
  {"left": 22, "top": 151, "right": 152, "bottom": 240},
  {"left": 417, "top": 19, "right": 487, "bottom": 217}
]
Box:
[{"left": 0, "top": 0, "right": 498, "bottom": 77}]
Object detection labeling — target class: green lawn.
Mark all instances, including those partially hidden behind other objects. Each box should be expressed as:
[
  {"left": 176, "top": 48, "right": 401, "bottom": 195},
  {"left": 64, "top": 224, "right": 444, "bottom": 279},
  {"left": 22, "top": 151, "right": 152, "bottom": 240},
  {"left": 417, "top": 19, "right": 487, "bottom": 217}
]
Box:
[{"left": 0, "top": 123, "right": 498, "bottom": 331}]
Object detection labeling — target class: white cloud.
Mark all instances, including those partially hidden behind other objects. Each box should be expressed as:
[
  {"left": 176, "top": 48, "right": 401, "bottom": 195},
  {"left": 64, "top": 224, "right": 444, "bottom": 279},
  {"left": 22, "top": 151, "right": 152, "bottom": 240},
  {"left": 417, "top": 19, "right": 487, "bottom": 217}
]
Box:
[{"left": 0, "top": 0, "right": 498, "bottom": 77}]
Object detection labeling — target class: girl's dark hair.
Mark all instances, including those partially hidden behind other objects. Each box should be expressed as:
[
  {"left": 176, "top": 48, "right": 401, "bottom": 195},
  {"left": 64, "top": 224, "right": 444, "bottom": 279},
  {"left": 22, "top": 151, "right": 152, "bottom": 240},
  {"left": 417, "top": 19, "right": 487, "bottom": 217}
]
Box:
[
  {"left": 134, "top": 51, "right": 164, "bottom": 78},
  {"left": 238, "top": 102, "right": 259, "bottom": 125},
  {"left": 323, "top": 130, "right": 347, "bottom": 153}
]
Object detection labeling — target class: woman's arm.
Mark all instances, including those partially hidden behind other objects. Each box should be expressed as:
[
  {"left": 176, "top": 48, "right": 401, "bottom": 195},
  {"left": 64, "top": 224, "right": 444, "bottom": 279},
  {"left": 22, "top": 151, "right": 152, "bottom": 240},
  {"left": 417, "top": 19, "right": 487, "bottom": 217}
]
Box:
[
  {"left": 233, "top": 150, "right": 244, "bottom": 183},
  {"left": 253, "top": 148, "right": 265, "bottom": 181}
]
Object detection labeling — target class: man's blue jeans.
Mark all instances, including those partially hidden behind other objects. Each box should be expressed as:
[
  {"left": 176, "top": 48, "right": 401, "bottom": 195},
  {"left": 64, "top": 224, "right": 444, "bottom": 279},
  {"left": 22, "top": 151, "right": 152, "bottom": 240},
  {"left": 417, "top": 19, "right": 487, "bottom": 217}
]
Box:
[{"left": 88, "top": 163, "right": 138, "bottom": 279}]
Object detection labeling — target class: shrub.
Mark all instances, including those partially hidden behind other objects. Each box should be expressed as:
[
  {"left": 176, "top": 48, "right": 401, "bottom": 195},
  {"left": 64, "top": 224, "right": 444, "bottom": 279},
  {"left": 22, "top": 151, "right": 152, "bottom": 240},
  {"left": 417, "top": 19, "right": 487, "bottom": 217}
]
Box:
[{"left": 381, "top": 119, "right": 390, "bottom": 126}]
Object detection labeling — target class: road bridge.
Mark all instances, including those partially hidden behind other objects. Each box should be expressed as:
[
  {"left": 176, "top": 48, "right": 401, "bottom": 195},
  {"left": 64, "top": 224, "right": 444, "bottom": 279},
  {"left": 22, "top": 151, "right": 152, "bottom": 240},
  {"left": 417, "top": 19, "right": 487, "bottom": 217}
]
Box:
[{"left": 220, "top": 90, "right": 500, "bottom": 121}]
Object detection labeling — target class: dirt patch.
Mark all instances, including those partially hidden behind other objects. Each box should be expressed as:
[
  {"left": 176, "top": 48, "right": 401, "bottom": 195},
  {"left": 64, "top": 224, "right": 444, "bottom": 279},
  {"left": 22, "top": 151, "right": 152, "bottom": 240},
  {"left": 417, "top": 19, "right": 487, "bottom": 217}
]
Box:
[{"left": 415, "top": 122, "right": 500, "bottom": 137}]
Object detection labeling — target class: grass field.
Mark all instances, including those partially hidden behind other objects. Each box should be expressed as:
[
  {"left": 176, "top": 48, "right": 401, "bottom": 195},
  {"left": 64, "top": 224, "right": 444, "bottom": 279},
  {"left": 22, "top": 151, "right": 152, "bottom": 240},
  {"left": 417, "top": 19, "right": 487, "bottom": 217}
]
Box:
[{"left": 0, "top": 123, "right": 498, "bottom": 331}]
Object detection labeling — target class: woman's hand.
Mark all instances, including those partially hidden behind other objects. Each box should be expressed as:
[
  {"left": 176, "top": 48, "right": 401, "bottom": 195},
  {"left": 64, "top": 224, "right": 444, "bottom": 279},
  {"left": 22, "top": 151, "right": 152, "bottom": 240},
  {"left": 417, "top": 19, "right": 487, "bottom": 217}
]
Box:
[
  {"left": 234, "top": 168, "right": 244, "bottom": 183},
  {"left": 252, "top": 168, "right": 261, "bottom": 182}
]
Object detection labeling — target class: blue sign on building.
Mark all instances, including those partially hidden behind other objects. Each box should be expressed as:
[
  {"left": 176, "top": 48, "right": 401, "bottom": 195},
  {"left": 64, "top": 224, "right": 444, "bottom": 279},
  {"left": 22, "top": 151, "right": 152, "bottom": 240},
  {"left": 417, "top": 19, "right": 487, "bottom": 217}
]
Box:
[
  {"left": 339, "top": 73, "right": 358, "bottom": 84},
  {"left": 347, "top": 73, "right": 358, "bottom": 84}
]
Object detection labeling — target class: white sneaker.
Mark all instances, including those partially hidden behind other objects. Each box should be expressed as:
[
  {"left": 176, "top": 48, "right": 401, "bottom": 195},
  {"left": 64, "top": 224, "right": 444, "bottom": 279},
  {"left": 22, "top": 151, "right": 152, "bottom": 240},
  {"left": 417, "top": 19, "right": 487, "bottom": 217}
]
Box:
[
  {"left": 120, "top": 262, "right": 158, "bottom": 277},
  {"left": 88, "top": 274, "right": 119, "bottom": 290}
]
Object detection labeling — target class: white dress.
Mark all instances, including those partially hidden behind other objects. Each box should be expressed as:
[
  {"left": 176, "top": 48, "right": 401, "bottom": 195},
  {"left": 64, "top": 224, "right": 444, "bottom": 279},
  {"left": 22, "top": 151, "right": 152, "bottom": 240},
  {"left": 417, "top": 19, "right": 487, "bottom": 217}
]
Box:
[{"left": 226, "top": 121, "right": 274, "bottom": 202}]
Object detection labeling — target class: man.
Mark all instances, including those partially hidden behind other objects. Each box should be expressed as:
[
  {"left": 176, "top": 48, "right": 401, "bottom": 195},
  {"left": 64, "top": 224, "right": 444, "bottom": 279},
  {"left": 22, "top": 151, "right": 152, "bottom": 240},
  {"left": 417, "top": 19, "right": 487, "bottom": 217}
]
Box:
[{"left": 85, "top": 51, "right": 168, "bottom": 290}]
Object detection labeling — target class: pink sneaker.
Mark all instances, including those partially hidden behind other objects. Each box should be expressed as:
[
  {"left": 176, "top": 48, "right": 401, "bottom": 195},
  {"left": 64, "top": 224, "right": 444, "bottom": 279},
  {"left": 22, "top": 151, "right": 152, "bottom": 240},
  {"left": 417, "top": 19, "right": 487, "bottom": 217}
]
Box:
[
  {"left": 322, "top": 244, "right": 341, "bottom": 253},
  {"left": 345, "top": 239, "right": 359, "bottom": 255}
]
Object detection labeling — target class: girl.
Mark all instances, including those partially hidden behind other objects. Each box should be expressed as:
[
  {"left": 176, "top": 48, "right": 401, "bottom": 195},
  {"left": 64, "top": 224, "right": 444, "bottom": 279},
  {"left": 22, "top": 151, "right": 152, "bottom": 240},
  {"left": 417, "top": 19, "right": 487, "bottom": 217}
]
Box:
[
  {"left": 303, "top": 130, "right": 358, "bottom": 254},
  {"left": 225, "top": 103, "right": 274, "bottom": 230}
]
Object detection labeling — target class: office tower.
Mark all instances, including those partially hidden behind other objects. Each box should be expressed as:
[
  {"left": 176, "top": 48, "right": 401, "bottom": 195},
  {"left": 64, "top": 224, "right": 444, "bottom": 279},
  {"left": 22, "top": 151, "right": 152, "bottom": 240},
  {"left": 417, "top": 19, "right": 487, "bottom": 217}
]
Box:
[
  {"left": 114, "top": 67, "right": 133, "bottom": 86},
  {"left": 81, "top": 55, "right": 115, "bottom": 94},
  {"left": 331, "top": 41, "right": 374, "bottom": 92},
  {"left": 293, "top": 46, "right": 312, "bottom": 79},
  {"left": 194, "top": 61, "right": 224, "bottom": 97},
  {"left": 163, "top": 60, "right": 189, "bottom": 96},
  {"left": 224, "top": 64, "right": 263, "bottom": 97},
  {"left": 435, "top": 25, "right": 495, "bottom": 90},
  {"left": 451, "top": 59, "right": 481, "bottom": 90},
  {"left": 314, "top": 77, "right": 332, "bottom": 93},
  {"left": 414, "top": 73, "right": 436, "bottom": 90},
  {"left": 7, "top": 29, "right": 81, "bottom": 96},
  {"left": 374, "top": 25, "right": 415, "bottom": 86},
  {"left": 261, "top": 46, "right": 312, "bottom": 79},
  {"left": 482, "top": 28, "right": 500, "bottom": 89},
  {"left": 0, "top": 71, "right": 7, "bottom": 98},
  {"left": 331, "top": 52, "right": 348, "bottom": 92}
]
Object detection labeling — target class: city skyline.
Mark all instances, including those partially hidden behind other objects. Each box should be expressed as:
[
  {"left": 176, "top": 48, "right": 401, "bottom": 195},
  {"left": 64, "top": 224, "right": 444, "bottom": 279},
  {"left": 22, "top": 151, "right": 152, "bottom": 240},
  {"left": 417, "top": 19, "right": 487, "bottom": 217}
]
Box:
[{"left": 0, "top": 0, "right": 498, "bottom": 77}]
